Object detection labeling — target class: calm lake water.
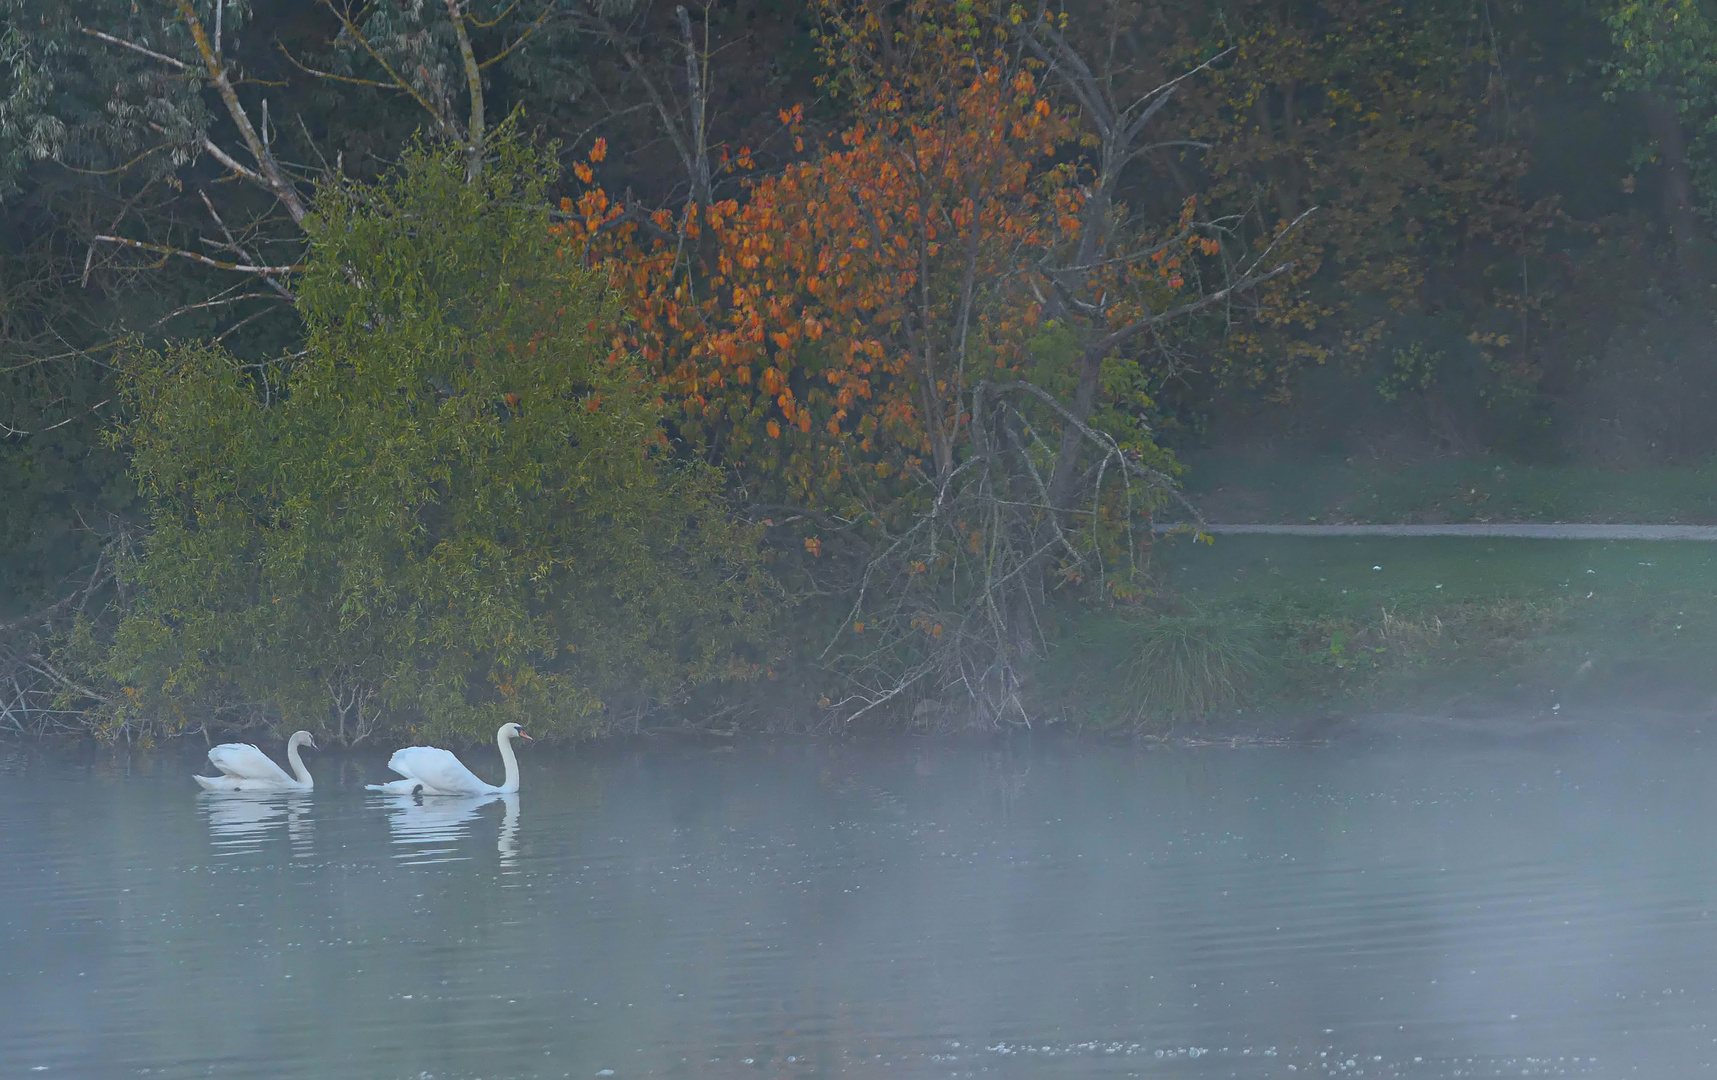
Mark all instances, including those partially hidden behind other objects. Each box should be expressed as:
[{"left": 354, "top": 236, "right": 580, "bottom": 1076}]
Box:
[{"left": 3, "top": 729, "right": 1716, "bottom": 1079}]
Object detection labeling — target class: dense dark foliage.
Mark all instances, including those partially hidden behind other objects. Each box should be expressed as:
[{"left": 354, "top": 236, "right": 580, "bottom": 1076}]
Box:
[{"left": 4, "top": 0, "right": 1715, "bottom": 737}]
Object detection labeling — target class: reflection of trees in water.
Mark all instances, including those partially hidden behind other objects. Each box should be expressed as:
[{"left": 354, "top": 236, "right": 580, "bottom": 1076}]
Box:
[
  {"left": 381, "top": 792, "right": 519, "bottom": 866},
  {"left": 813, "top": 745, "right": 1036, "bottom": 823},
  {"left": 200, "top": 793, "right": 313, "bottom": 858},
  {"left": 980, "top": 749, "right": 1032, "bottom": 810}
]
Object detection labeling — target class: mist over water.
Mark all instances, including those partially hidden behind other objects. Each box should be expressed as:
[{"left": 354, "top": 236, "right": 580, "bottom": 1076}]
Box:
[{"left": 2, "top": 731, "right": 1715, "bottom": 1079}]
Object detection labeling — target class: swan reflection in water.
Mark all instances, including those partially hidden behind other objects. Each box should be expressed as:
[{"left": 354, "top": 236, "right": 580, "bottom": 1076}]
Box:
[
  {"left": 381, "top": 791, "right": 519, "bottom": 866},
  {"left": 199, "top": 792, "right": 314, "bottom": 858}
]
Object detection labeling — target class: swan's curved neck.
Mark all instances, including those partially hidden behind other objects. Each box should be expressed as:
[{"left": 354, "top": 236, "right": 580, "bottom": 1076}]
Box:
[
  {"left": 286, "top": 740, "right": 313, "bottom": 788},
  {"left": 497, "top": 731, "right": 520, "bottom": 793}
]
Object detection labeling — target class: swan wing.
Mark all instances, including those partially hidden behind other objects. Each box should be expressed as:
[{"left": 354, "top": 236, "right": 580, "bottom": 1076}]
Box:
[
  {"left": 386, "top": 746, "right": 492, "bottom": 794},
  {"left": 206, "top": 743, "right": 294, "bottom": 784}
]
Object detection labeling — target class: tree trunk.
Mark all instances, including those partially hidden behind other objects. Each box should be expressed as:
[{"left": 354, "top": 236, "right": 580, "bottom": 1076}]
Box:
[
  {"left": 1641, "top": 94, "right": 1703, "bottom": 296},
  {"left": 1045, "top": 346, "right": 1103, "bottom": 512}
]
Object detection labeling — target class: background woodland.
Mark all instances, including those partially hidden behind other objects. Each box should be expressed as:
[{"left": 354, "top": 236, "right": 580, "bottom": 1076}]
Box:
[{"left": 4, "top": 0, "right": 1716, "bottom": 739}]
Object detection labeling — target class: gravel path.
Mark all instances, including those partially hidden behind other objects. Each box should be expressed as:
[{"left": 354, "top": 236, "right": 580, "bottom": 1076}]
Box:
[{"left": 1153, "top": 523, "right": 1717, "bottom": 540}]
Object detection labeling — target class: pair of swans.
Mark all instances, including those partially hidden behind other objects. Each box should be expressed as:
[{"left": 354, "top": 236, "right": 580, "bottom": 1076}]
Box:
[{"left": 193, "top": 723, "right": 531, "bottom": 795}]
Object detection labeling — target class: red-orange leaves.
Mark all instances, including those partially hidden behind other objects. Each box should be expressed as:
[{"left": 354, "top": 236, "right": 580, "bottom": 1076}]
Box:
[{"left": 555, "top": 0, "right": 1088, "bottom": 507}]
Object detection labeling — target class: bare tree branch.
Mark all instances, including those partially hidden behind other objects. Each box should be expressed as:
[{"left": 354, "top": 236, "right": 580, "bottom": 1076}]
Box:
[
  {"left": 578, "top": 2, "right": 706, "bottom": 205},
  {"left": 155, "top": 292, "right": 288, "bottom": 326},
  {"left": 445, "top": 0, "right": 488, "bottom": 179},
  {"left": 172, "top": 0, "right": 309, "bottom": 224},
  {"left": 477, "top": 0, "right": 561, "bottom": 67},
  {"left": 25, "top": 656, "right": 113, "bottom": 705},
  {"left": 317, "top": 1, "right": 457, "bottom": 134},
  {"left": 1091, "top": 257, "right": 1298, "bottom": 355},
  {"left": 275, "top": 45, "right": 402, "bottom": 90},
  {"left": 675, "top": 5, "right": 713, "bottom": 206},
  {"left": 93, "top": 235, "right": 303, "bottom": 275},
  {"left": 78, "top": 27, "right": 189, "bottom": 70}
]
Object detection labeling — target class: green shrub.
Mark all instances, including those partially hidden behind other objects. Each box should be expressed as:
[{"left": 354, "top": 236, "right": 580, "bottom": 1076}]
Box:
[{"left": 103, "top": 136, "right": 776, "bottom": 742}]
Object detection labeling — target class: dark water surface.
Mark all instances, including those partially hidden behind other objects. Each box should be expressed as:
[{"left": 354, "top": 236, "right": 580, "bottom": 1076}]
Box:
[{"left": 3, "top": 731, "right": 1716, "bottom": 1079}]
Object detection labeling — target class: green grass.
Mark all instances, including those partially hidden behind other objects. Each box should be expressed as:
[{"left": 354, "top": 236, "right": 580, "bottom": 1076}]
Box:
[
  {"left": 1178, "top": 453, "right": 1717, "bottom": 525},
  {"left": 1039, "top": 533, "right": 1717, "bottom": 730},
  {"left": 1118, "top": 611, "right": 1264, "bottom": 724}
]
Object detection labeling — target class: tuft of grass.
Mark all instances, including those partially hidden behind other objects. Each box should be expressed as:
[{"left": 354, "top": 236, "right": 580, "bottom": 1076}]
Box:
[
  {"left": 1120, "top": 612, "right": 1263, "bottom": 726},
  {"left": 1262, "top": 594, "right": 1568, "bottom": 701}
]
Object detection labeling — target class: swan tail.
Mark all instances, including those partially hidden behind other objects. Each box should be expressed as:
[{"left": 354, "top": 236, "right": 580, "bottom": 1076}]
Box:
[
  {"left": 194, "top": 774, "right": 235, "bottom": 792},
  {"left": 366, "top": 779, "right": 425, "bottom": 794}
]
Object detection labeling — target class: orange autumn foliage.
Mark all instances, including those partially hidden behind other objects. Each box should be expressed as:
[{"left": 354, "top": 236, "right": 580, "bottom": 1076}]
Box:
[{"left": 553, "top": 0, "right": 1218, "bottom": 509}]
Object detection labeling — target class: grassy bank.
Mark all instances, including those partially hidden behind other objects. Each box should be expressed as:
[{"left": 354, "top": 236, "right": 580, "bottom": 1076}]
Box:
[
  {"left": 1179, "top": 454, "right": 1717, "bottom": 525},
  {"left": 1035, "top": 534, "right": 1717, "bottom": 732}
]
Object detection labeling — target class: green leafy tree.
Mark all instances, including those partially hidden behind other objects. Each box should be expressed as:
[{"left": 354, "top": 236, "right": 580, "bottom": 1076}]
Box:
[
  {"left": 104, "top": 137, "right": 774, "bottom": 742},
  {"left": 1179, "top": 0, "right": 1553, "bottom": 389},
  {"left": 0, "top": 0, "right": 821, "bottom": 730},
  {"left": 1602, "top": 0, "right": 1717, "bottom": 288}
]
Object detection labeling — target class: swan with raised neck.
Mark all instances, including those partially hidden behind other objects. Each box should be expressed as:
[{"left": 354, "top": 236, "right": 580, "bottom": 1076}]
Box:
[
  {"left": 365, "top": 722, "right": 532, "bottom": 796},
  {"left": 282, "top": 731, "right": 314, "bottom": 786},
  {"left": 194, "top": 730, "right": 318, "bottom": 792}
]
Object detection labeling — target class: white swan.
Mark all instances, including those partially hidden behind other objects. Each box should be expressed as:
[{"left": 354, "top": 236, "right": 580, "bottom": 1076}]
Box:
[
  {"left": 193, "top": 731, "right": 317, "bottom": 792},
  {"left": 365, "top": 722, "right": 531, "bottom": 795}
]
